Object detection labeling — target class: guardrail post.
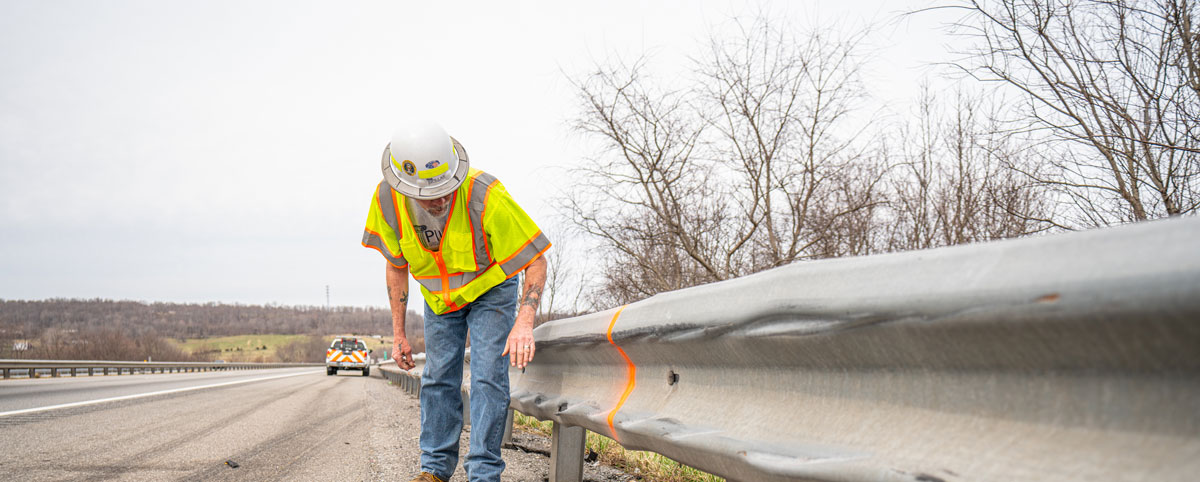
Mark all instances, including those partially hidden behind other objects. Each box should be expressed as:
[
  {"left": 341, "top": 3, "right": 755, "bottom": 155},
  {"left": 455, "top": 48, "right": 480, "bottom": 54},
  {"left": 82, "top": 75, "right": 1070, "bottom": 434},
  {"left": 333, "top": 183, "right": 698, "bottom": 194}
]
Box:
[
  {"left": 549, "top": 423, "right": 585, "bottom": 482},
  {"left": 51, "top": 368, "right": 59, "bottom": 378},
  {"left": 2, "top": 368, "right": 8, "bottom": 379},
  {"left": 461, "top": 385, "right": 471, "bottom": 427},
  {"left": 502, "top": 409, "right": 515, "bottom": 447}
]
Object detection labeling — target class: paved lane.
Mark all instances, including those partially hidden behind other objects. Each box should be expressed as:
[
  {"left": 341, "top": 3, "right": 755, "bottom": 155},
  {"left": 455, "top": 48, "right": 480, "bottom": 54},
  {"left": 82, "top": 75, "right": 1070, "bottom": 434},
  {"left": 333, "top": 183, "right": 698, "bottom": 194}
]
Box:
[
  {"left": 0, "top": 368, "right": 319, "bottom": 415},
  {"left": 0, "top": 369, "right": 405, "bottom": 481},
  {"left": 0, "top": 367, "right": 629, "bottom": 481}
]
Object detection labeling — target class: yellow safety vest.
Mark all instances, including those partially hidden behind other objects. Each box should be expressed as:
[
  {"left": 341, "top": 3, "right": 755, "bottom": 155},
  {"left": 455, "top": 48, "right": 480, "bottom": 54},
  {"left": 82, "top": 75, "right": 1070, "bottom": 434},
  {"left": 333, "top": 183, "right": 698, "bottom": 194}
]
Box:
[{"left": 362, "top": 168, "right": 550, "bottom": 314}]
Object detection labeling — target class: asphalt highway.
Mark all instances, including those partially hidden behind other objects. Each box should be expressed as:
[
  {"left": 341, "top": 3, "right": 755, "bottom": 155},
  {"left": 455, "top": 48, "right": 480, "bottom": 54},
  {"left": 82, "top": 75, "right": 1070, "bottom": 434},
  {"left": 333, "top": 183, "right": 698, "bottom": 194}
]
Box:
[
  {"left": 0, "top": 366, "right": 630, "bottom": 481},
  {"left": 0, "top": 368, "right": 319, "bottom": 415},
  {"left": 0, "top": 367, "right": 401, "bottom": 481}
]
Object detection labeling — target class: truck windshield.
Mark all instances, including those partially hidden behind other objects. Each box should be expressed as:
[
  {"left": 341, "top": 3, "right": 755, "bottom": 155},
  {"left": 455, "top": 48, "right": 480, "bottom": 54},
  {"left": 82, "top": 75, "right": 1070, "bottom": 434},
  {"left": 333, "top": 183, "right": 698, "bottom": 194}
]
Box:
[{"left": 330, "top": 339, "right": 364, "bottom": 351}]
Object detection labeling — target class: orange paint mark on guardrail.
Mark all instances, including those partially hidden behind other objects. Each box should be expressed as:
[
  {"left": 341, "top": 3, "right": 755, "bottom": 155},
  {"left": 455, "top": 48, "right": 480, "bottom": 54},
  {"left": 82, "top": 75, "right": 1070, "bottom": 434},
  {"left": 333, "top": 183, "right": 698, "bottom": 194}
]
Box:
[{"left": 605, "top": 305, "right": 633, "bottom": 442}]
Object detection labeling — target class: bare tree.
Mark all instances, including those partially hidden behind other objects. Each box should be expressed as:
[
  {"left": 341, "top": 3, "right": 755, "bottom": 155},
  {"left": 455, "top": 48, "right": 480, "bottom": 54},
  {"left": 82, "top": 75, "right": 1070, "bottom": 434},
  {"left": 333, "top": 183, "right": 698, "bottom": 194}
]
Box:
[
  {"left": 952, "top": 0, "right": 1200, "bottom": 226},
  {"left": 1172, "top": 1, "right": 1200, "bottom": 95},
  {"left": 566, "top": 56, "right": 720, "bottom": 305},
  {"left": 565, "top": 17, "right": 884, "bottom": 306},
  {"left": 534, "top": 231, "right": 587, "bottom": 323},
  {"left": 886, "top": 85, "right": 1053, "bottom": 251},
  {"left": 699, "top": 18, "right": 884, "bottom": 267}
]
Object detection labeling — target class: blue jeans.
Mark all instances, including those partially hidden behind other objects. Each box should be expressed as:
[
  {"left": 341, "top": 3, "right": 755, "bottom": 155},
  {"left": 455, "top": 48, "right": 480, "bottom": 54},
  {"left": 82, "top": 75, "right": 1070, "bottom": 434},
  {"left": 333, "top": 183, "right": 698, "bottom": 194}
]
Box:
[{"left": 420, "top": 276, "right": 517, "bottom": 482}]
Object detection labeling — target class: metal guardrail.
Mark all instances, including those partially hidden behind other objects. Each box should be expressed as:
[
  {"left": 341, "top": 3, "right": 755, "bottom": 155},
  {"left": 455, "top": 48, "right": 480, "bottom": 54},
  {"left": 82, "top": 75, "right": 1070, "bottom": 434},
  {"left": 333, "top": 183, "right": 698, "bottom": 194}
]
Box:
[
  {"left": 507, "top": 217, "right": 1200, "bottom": 481},
  {"left": 378, "top": 354, "right": 426, "bottom": 396},
  {"left": 0, "top": 360, "right": 322, "bottom": 379}
]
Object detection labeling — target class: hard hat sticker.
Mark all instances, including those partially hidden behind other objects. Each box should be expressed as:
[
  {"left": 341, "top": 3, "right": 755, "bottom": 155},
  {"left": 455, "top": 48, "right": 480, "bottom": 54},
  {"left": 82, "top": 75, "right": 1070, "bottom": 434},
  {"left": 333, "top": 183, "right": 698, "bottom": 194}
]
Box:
[
  {"left": 402, "top": 160, "right": 417, "bottom": 176},
  {"left": 418, "top": 160, "right": 451, "bottom": 179}
]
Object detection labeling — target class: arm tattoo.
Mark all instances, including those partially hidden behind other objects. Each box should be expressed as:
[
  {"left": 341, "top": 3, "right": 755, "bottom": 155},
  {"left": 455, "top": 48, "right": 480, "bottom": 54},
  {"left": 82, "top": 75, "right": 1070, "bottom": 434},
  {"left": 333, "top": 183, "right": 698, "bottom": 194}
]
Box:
[
  {"left": 521, "top": 285, "right": 543, "bottom": 310},
  {"left": 387, "top": 283, "right": 409, "bottom": 305}
]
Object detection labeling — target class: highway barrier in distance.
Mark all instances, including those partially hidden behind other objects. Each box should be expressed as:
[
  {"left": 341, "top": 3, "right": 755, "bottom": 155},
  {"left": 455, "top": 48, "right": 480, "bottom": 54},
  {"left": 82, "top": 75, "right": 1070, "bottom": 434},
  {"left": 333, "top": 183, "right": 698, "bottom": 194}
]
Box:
[
  {"left": 510, "top": 217, "right": 1200, "bottom": 481},
  {"left": 0, "top": 360, "right": 322, "bottom": 379}
]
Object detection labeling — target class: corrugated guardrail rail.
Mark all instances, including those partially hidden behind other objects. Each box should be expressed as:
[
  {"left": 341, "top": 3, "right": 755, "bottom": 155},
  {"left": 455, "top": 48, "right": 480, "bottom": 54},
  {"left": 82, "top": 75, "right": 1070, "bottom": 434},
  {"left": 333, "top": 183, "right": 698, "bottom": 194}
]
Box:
[
  {"left": 507, "top": 217, "right": 1200, "bottom": 481},
  {"left": 0, "top": 360, "right": 321, "bottom": 379},
  {"left": 379, "top": 354, "right": 426, "bottom": 396}
]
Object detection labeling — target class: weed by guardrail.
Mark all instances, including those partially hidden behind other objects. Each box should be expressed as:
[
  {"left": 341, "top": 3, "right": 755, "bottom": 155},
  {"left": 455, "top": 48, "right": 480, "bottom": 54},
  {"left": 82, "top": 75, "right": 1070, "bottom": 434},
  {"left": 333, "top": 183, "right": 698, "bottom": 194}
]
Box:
[{"left": 513, "top": 412, "right": 724, "bottom": 482}]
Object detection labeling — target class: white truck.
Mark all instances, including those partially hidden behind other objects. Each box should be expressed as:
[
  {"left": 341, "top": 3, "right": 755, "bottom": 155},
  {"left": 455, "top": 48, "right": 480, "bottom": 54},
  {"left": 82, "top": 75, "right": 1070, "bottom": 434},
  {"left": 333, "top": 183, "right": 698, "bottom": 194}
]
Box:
[{"left": 325, "top": 336, "right": 371, "bottom": 376}]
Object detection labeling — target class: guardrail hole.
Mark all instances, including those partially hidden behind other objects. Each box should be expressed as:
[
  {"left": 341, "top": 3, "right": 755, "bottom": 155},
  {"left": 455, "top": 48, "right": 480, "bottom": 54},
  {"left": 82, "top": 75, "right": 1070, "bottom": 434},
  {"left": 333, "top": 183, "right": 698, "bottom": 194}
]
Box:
[{"left": 667, "top": 370, "right": 679, "bottom": 386}]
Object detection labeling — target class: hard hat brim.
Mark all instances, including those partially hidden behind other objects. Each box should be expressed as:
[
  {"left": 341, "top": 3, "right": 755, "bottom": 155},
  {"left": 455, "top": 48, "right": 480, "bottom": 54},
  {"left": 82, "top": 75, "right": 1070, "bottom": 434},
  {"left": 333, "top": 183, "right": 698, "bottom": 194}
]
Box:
[{"left": 381, "top": 136, "right": 471, "bottom": 200}]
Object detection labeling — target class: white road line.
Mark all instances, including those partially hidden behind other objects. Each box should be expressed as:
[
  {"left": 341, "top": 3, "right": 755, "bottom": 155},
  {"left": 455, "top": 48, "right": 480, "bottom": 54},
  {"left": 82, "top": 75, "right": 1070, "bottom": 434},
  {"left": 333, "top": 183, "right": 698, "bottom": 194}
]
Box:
[{"left": 0, "top": 369, "right": 320, "bottom": 418}]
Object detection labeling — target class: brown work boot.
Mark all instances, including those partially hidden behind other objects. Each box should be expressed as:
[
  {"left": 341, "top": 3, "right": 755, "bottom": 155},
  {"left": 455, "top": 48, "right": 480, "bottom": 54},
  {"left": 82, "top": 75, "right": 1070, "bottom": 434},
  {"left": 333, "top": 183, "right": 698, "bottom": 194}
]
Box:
[{"left": 408, "top": 472, "right": 445, "bottom": 482}]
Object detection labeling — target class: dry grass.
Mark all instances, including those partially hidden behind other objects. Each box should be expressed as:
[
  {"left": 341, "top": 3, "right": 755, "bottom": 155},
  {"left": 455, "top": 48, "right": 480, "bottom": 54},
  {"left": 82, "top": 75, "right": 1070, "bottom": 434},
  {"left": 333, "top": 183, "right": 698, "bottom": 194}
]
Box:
[
  {"left": 167, "top": 334, "right": 309, "bottom": 362},
  {"left": 513, "top": 412, "right": 724, "bottom": 482},
  {"left": 167, "top": 334, "right": 394, "bottom": 362}
]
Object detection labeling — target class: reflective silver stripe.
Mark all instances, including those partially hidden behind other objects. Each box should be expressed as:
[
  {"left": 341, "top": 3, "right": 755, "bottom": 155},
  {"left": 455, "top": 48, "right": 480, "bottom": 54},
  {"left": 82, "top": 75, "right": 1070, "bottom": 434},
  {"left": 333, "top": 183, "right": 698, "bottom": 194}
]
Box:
[
  {"left": 467, "top": 171, "right": 497, "bottom": 271},
  {"left": 416, "top": 277, "right": 441, "bottom": 293},
  {"left": 448, "top": 270, "right": 483, "bottom": 291},
  {"left": 500, "top": 232, "right": 551, "bottom": 275},
  {"left": 366, "top": 182, "right": 406, "bottom": 267},
  {"left": 418, "top": 270, "right": 486, "bottom": 294},
  {"left": 376, "top": 181, "right": 402, "bottom": 236},
  {"left": 363, "top": 231, "right": 406, "bottom": 267}
]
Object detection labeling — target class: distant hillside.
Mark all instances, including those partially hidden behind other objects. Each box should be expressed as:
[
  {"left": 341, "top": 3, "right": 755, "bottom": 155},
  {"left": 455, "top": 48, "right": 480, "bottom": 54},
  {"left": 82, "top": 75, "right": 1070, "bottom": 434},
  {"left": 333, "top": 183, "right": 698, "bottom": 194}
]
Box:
[{"left": 0, "top": 298, "right": 425, "bottom": 360}]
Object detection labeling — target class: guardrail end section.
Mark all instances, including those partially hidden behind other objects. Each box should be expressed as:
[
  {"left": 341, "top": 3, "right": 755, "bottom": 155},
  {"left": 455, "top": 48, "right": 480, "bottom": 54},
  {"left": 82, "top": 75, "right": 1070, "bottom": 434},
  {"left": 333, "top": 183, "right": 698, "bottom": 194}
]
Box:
[{"left": 549, "top": 423, "right": 585, "bottom": 482}]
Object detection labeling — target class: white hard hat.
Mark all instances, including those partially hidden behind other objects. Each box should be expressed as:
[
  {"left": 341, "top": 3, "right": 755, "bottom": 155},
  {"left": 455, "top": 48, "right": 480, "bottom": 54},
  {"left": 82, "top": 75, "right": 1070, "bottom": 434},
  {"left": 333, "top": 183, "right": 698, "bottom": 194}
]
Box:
[{"left": 381, "top": 121, "right": 470, "bottom": 200}]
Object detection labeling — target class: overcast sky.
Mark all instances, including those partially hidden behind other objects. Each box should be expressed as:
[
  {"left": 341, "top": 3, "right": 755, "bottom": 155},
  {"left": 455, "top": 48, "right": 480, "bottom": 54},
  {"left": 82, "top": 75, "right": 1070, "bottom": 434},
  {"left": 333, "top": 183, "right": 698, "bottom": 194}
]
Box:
[{"left": 0, "top": 0, "right": 959, "bottom": 308}]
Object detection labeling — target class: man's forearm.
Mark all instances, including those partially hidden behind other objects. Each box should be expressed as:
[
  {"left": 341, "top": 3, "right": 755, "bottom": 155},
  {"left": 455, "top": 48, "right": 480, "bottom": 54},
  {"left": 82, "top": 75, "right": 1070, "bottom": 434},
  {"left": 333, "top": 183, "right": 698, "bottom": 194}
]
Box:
[
  {"left": 385, "top": 263, "right": 409, "bottom": 338},
  {"left": 518, "top": 257, "right": 547, "bottom": 324}
]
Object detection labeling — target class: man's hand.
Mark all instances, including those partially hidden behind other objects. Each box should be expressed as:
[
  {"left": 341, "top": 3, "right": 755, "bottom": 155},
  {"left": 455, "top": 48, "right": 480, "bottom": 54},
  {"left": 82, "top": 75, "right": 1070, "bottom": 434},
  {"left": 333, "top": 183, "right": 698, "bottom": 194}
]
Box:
[
  {"left": 502, "top": 317, "right": 536, "bottom": 368},
  {"left": 392, "top": 337, "right": 415, "bottom": 370}
]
